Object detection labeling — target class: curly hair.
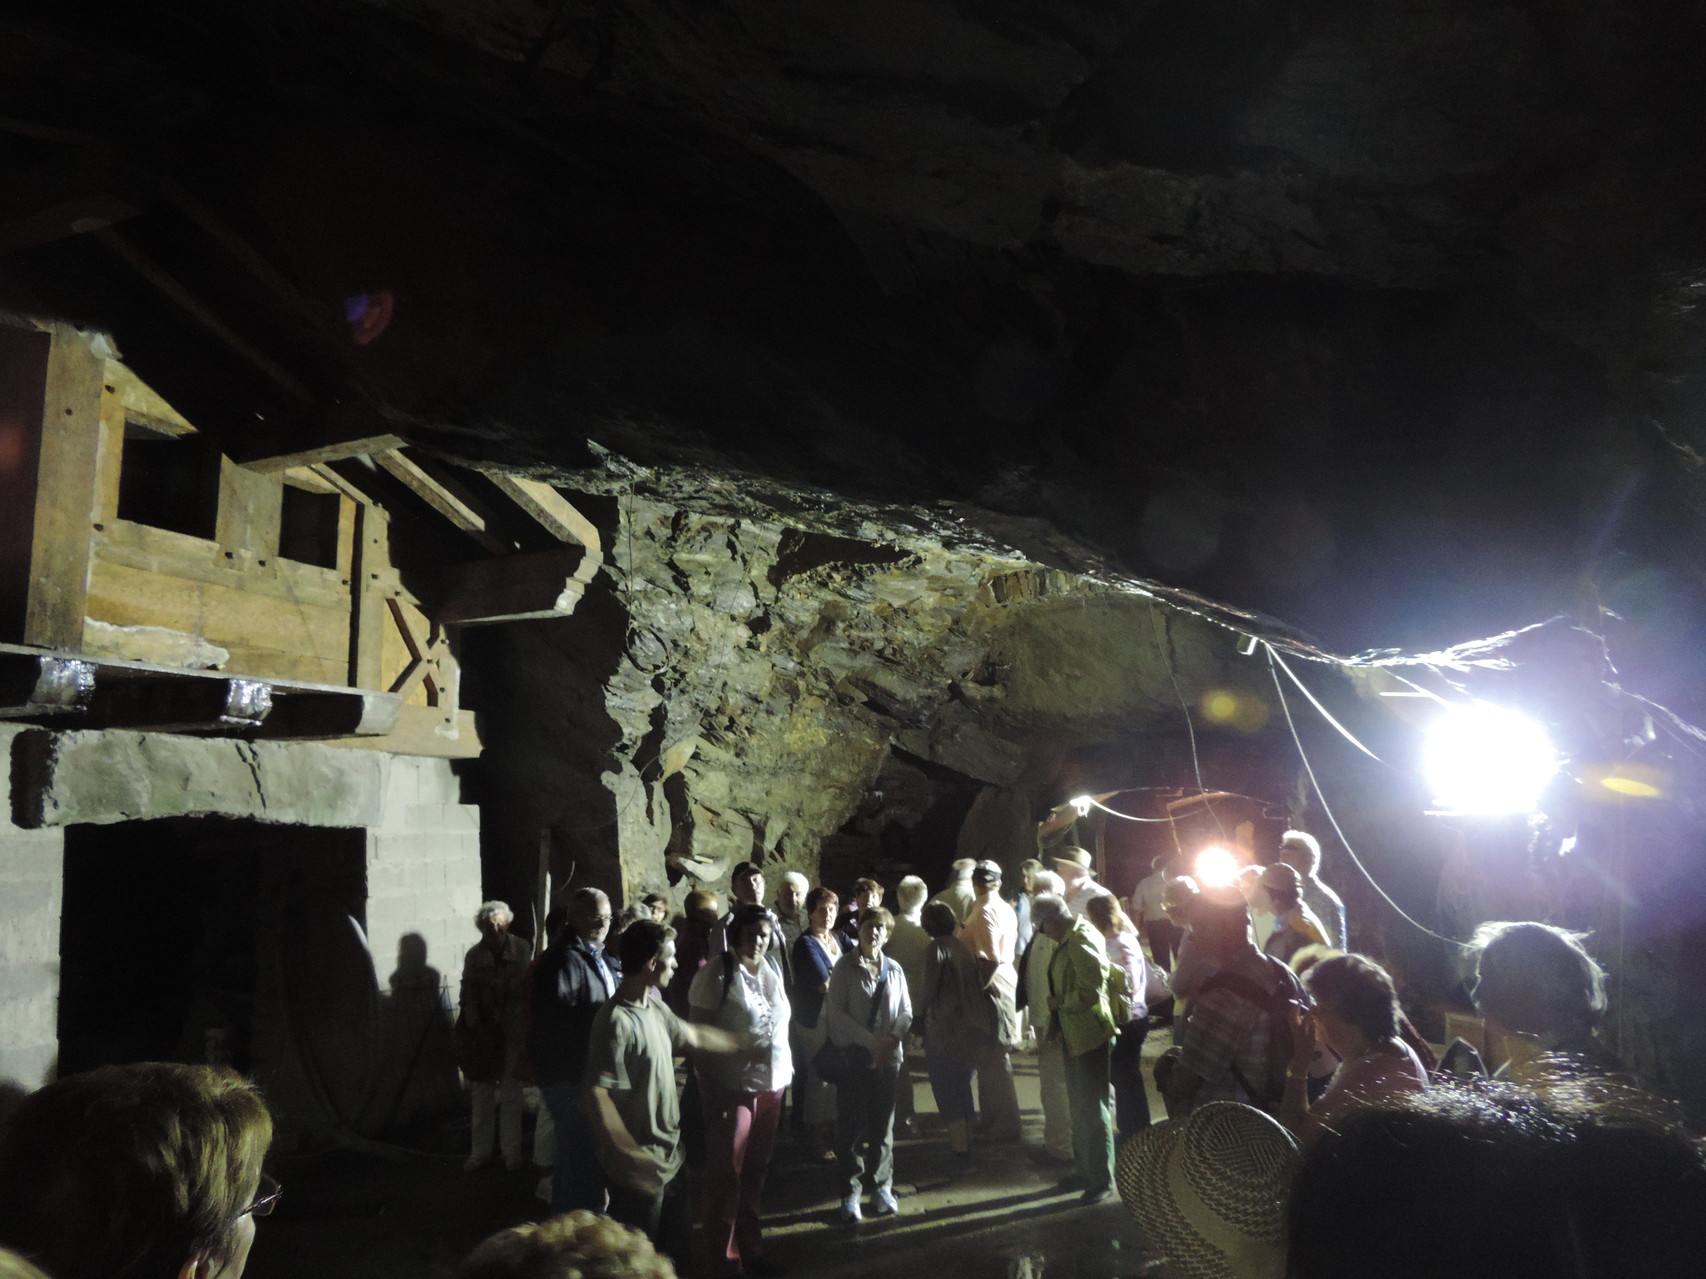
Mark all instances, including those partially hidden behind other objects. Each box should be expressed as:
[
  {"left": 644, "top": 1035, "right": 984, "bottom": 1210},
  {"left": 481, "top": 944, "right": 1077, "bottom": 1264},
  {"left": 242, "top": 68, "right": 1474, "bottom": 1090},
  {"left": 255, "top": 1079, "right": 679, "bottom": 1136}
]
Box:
[{"left": 456, "top": 1213, "right": 675, "bottom": 1279}]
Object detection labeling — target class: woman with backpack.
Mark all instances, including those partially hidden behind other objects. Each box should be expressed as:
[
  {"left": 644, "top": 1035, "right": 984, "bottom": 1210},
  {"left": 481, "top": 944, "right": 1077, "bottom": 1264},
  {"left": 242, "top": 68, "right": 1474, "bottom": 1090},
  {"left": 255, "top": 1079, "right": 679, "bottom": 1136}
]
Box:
[
  {"left": 919, "top": 901, "right": 990, "bottom": 1159},
  {"left": 688, "top": 903, "right": 792, "bottom": 1278},
  {"left": 1086, "top": 894, "right": 1153, "bottom": 1141}
]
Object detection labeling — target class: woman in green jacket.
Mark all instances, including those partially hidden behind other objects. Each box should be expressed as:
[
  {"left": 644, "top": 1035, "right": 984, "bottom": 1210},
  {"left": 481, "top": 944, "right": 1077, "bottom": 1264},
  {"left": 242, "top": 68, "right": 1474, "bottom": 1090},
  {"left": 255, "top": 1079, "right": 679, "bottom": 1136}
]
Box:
[{"left": 1035, "top": 893, "right": 1117, "bottom": 1204}]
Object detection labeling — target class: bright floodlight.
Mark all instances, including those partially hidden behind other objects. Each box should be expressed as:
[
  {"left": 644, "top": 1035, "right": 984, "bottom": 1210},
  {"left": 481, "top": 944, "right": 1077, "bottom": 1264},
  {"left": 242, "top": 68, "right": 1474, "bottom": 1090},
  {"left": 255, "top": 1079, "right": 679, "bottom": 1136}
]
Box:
[
  {"left": 1425, "top": 701, "right": 1556, "bottom": 815},
  {"left": 1194, "top": 846, "right": 1240, "bottom": 889},
  {"left": 1069, "top": 794, "right": 1094, "bottom": 817}
]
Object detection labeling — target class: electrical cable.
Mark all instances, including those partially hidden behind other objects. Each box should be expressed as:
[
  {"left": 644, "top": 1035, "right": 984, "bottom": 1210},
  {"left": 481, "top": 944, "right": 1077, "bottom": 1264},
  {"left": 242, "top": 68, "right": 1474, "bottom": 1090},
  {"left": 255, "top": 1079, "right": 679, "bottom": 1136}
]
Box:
[
  {"left": 1267, "top": 649, "right": 1471, "bottom": 951},
  {"left": 1267, "top": 643, "right": 1387, "bottom": 764},
  {"left": 1081, "top": 796, "right": 1182, "bottom": 823},
  {"left": 1148, "top": 602, "right": 1227, "bottom": 839}
]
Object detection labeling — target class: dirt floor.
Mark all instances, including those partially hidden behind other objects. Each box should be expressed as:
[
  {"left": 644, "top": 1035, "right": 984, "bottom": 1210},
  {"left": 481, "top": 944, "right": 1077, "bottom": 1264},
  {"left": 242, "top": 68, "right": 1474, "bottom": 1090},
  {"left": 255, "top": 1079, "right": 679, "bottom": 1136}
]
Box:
[{"left": 246, "top": 1035, "right": 1169, "bottom": 1279}]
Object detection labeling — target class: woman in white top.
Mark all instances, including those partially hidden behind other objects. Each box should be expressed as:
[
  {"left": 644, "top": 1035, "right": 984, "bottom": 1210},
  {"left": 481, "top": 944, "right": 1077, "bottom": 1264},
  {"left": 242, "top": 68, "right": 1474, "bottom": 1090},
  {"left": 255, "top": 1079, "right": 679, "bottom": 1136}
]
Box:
[
  {"left": 825, "top": 907, "right": 913, "bottom": 1221},
  {"left": 1087, "top": 894, "right": 1152, "bottom": 1141},
  {"left": 690, "top": 903, "right": 793, "bottom": 1279}
]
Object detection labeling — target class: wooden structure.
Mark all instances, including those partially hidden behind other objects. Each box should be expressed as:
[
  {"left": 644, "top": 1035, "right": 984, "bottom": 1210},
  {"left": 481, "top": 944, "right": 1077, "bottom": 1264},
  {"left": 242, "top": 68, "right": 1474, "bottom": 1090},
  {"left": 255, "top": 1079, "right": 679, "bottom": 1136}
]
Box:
[{"left": 0, "top": 316, "right": 601, "bottom": 757}]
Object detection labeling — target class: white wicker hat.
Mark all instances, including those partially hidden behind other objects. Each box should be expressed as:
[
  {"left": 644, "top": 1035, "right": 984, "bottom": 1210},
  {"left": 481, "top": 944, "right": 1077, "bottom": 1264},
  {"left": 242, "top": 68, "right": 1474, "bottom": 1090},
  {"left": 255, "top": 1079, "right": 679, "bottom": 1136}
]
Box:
[{"left": 1116, "top": 1103, "right": 1299, "bottom": 1279}]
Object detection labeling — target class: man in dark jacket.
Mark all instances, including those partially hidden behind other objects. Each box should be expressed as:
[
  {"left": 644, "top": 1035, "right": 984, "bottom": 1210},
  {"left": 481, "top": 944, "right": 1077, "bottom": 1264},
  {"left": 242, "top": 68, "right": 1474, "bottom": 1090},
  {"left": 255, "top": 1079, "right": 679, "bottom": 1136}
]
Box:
[{"left": 530, "top": 886, "right": 616, "bottom": 1213}]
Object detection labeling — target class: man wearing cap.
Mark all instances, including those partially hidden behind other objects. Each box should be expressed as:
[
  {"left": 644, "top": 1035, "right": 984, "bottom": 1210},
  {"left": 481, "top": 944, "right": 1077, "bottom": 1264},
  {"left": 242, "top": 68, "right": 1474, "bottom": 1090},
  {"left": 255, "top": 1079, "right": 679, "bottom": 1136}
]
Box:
[
  {"left": 1052, "top": 846, "right": 1112, "bottom": 919},
  {"left": 958, "top": 859, "right": 1022, "bottom": 1142}
]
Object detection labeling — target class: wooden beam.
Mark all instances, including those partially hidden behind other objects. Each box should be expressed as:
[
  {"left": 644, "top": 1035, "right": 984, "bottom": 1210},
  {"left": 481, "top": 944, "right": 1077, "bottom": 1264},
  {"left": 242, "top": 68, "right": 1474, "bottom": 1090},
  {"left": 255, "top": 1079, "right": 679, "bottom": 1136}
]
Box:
[
  {"left": 101, "top": 357, "right": 194, "bottom": 436},
  {"left": 347, "top": 503, "right": 388, "bottom": 689},
  {"left": 372, "top": 449, "right": 506, "bottom": 553},
  {"left": 437, "top": 544, "right": 594, "bottom": 625},
  {"left": 24, "top": 329, "right": 110, "bottom": 650},
  {"left": 255, "top": 689, "right": 399, "bottom": 739},
  {"left": 88, "top": 675, "right": 273, "bottom": 733},
  {"left": 232, "top": 402, "right": 406, "bottom": 472},
  {"left": 216, "top": 457, "right": 283, "bottom": 559},
  {"left": 482, "top": 472, "right": 603, "bottom": 555},
  {"left": 317, "top": 704, "right": 482, "bottom": 759},
  {"left": 0, "top": 651, "right": 96, "bottom": 718},
  {"left": 0, "top": 323, "right": 51, "bottom": 642}
]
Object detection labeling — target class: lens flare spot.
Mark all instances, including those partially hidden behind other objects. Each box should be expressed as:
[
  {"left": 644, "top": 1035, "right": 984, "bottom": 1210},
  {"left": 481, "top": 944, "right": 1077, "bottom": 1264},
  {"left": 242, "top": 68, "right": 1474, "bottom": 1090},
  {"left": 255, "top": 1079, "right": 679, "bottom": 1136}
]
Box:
[{"left": 1194, "top": 846, "right": 1240, "bottom": 889}]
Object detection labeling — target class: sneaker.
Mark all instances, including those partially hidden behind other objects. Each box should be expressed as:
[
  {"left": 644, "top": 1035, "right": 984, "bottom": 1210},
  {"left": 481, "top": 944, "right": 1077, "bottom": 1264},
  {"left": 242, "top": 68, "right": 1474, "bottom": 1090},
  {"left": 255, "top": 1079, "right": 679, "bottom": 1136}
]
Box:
[
  {"left": 872, "top": 1187, "right": 899, "bottom": 1217},
  {"left": 839, "top": 1195, "right": 862, "bottom": 1223},
  {"left": 534, "top": 1175, "right": 553, "bottom": 1204},
  {"left": 1079, "top": 1187, "right": 1116, "bottom": 1206}
]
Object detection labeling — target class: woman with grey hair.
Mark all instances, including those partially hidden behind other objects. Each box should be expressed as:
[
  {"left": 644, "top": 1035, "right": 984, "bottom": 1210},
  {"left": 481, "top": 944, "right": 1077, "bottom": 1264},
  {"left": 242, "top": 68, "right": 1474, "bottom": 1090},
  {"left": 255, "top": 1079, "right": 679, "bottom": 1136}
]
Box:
[
  {"left": 1471, "top": 921, "right": 1624, "bottom": 1084},
  {"left": 460, "top": 900, "right": 534, "bottom": 1170}
]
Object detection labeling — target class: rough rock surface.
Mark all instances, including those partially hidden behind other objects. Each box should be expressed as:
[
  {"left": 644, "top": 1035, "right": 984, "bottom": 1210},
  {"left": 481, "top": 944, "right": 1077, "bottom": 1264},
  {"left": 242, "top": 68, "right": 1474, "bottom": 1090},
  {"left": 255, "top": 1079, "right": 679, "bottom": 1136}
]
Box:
[{"left": 465, "top": 491, "right": 1270, "bottom": 908}]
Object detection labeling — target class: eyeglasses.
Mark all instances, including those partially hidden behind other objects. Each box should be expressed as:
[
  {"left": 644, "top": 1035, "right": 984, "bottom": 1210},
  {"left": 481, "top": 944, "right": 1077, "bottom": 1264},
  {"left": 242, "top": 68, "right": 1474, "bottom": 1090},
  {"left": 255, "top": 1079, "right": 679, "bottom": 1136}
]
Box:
[{"left": 242, "top": 1173, "right": 283, "bottom": 1219}]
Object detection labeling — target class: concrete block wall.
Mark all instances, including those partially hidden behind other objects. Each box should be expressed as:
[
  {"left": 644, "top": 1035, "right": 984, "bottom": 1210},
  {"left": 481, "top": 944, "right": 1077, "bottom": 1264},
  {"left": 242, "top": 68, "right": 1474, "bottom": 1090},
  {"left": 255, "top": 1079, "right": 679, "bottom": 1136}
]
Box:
[
  {"left": 365, "top": 754, "right": 484, "bottom": 1007},
  {"left": 0, "top": 726, "right": 65, "bottom": 1091}
]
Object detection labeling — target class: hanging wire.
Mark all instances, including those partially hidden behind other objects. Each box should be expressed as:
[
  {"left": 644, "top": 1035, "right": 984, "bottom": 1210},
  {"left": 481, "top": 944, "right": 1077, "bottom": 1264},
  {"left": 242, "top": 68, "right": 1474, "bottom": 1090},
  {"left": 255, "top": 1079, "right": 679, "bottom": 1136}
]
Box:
[
  {"left": 1267, "top": 649, "right": 1471, "bottom": 951},
  {"left": 1148, "top": 601, "right": 1227, "bottom": 839},
  {"left": 1267, "top": 643, "right": 1387, "bottom": 765},
  {"left": 1081, "top": 796, "right": 1183, "bottom": 823}
]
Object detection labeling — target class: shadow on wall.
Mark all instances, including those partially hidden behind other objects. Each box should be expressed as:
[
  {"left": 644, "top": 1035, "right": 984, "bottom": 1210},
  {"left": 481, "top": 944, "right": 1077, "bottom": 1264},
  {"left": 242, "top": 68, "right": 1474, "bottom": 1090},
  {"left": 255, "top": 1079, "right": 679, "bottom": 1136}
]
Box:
[{"left": 368, "top": 932, "right": 460, "bottom": 1136}]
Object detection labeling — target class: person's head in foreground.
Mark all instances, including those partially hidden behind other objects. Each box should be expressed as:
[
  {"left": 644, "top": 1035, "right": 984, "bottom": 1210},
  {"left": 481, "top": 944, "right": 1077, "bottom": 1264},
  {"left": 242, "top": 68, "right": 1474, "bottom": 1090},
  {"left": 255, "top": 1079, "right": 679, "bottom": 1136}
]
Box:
[
  {"left": 456, "top": 1212, "right": 674, "bottom": 1279},
  {"left": 1298, "top": 954, "right": 1400, "bottom": 1062},
  {"left": 0, "top": 1247, "right": 51, "bottom": 1279},
  {"left": 1286, "top": 1080, "right": 1706, "bottom": 1279},
  {"left": 0, "top": 1063, "right": 274, "bottom": 1279},
  {"left": 895, "top": 875, "right": 928, "bottom": 919},
  {"left": 1470, "top": 920, "right": 1605, "bottom": 1042},
  {"left": 1117, "top": 1102, "right": 1299, "bottom": 1279}
]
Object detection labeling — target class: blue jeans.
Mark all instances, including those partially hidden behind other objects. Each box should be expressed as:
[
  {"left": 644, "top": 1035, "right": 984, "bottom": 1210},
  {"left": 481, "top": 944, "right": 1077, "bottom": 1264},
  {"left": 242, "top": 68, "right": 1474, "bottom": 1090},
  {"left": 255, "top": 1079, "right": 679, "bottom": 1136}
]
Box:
[{"left": 541, "top": 1082, "right": 606, "bottom": 1213}]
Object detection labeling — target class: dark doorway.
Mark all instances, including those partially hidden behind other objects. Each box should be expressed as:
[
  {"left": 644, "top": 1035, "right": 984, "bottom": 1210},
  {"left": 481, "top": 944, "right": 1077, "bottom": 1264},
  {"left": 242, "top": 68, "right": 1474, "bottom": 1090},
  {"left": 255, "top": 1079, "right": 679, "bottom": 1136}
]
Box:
[{"left": 58, "top": 818, "right": 368, "bottom": 1081}]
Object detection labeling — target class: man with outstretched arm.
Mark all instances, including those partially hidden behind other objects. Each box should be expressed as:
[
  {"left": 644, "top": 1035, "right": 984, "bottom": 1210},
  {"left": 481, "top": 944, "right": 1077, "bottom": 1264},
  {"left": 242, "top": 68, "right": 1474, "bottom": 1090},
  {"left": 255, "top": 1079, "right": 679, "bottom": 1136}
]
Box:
[{"left": 585, "top": 918, "right": 750, "bottom": 1277}]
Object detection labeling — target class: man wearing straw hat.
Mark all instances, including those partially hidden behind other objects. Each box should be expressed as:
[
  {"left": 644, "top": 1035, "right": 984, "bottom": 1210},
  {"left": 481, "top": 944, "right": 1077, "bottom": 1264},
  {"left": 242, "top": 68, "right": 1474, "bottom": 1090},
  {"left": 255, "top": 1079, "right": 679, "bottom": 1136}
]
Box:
[{"left": 1051, "top": 846, "right": 1111, "bottom": 919}]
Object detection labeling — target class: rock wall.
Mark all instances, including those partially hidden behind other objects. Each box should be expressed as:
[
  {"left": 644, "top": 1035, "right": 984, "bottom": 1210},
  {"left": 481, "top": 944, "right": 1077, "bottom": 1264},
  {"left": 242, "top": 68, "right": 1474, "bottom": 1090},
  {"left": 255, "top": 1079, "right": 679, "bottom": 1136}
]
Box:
[{"left": 467, "top": 495, "right": 1269, "bottom": 911}]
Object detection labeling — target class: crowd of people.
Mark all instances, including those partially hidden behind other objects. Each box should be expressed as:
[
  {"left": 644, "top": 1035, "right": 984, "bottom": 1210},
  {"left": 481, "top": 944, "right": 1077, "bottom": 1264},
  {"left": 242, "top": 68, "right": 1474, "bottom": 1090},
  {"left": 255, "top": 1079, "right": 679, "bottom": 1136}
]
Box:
[{"left": 3, "top": 830, "right": 1703, "bottom": 1279}]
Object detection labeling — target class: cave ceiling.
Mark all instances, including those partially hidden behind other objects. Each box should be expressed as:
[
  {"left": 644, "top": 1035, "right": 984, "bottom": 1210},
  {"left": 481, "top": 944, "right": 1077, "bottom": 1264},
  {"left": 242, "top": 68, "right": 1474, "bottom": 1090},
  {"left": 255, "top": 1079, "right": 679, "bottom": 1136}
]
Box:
[{"left": 2, "top": 0, "right": 1704, "bottom": 719}]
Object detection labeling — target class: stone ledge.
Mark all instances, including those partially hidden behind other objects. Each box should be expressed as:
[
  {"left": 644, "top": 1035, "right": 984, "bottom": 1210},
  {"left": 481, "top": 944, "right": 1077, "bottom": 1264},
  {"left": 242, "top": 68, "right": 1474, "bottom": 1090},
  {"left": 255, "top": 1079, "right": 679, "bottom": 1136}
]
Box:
[{"left": 10, "top": 728, "right": 386, "bottom": 829}]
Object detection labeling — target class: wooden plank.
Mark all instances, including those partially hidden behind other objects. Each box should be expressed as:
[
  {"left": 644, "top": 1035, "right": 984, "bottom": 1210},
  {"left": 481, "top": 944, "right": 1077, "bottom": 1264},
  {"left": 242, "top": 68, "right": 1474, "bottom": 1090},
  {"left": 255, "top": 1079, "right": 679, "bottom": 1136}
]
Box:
[
  {"left": 438, "top": 544, "right": 592, "bottom": 625},
  {"left": 95, "top": 521, "right": 348, "bottom": 608},
  {"left": 216, "top": 458, "right": 283, "bottom": 559},
  {"left": 283, "top": 466, "right": 340, "bottom": 496},
  {"left": 347, "top": 502, "right": 388, "bottom": 689},
  {"left": 85, "top": 558, "right": 351, "bottom": 668},
  {"left": 0, "top": 323, "right": 51, "bottom": 642},
  {"left": 256, "top": 690, "right": 399, "bottom": 739},
  {"left": 89, "top": 676, "right": 273, "bottom": 733},
  {"left": 483, "top": 472, "right": 603, "bottom": 555},
  {"left": 101, "top": 358, "right": 194, "bottom": 436},
  {"left": 24, "top": 329, "right": 108, "bottom": 650},
  {"left": 373, "top": 449, "right": 506, "bottom": 553},
  {"left": 233, "top": 403, "right": 406, "bottom": 471},
  {"left": 317, "top": 705, "right": 482, "bottom": 758}
]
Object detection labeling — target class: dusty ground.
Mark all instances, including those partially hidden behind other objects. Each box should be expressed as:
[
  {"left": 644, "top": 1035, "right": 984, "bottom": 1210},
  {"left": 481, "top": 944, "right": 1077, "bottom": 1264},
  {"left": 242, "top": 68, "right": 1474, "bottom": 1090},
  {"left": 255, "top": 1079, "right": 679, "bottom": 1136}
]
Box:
[{"left": 247, "top": 1036, "right": 1169, "bottom": 1279}]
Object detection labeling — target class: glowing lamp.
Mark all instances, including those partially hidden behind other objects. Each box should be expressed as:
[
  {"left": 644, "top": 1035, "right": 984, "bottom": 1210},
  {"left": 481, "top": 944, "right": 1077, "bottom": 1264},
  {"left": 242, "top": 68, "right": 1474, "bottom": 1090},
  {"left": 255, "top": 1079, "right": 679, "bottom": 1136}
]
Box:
[
  {"left": 1424, "top": 702, "right": 1556, "bottom": 815},
  {"left": 1069, "top": 795, "right": 1094, "bottom": 817},
  {"left": 1193, "top": 846, "right": 1240, "bottom": 889}
]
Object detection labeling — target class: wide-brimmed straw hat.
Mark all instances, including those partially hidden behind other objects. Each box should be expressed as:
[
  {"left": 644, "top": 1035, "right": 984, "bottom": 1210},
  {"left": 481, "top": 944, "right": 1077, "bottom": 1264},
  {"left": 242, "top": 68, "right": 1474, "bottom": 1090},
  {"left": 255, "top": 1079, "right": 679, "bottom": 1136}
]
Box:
[
  {"left": 1116, "top": 1103, "right": 1299, "bottom": 1279},
  {"left": 1051, "top": 846, "right": 1093, "bottom": 872}
]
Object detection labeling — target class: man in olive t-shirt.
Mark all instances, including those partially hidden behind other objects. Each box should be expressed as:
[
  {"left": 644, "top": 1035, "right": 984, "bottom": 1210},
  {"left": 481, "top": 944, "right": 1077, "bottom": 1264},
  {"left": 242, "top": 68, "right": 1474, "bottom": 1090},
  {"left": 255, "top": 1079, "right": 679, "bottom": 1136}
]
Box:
[{"left": 586, "top": 918, "right": 747, "bottom": 1273}]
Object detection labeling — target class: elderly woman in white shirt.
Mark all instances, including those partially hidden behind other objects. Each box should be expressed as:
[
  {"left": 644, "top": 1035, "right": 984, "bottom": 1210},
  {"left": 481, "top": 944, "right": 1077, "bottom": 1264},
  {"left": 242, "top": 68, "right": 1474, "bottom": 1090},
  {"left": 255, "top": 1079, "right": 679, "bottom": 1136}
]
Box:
[
  {"left": 825, "top": 906, "right": 913, "bottom": 1222},
  {"left": 689, "top": 903, "right": 793, "bottom": 1279}
]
